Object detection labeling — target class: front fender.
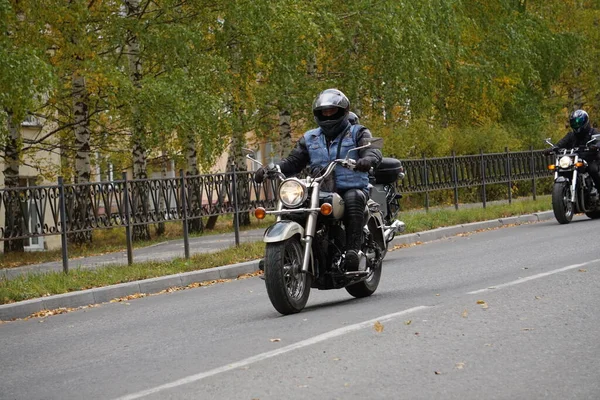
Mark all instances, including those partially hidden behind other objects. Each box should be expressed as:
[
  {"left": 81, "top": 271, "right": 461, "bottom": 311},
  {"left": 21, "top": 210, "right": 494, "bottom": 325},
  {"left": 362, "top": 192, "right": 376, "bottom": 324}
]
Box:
[
  {"left": 263, "top": 220, "right": 305, "bottom": 243},
  {"left": 554, "top": 176, "right": 569, "bottom": 184}
]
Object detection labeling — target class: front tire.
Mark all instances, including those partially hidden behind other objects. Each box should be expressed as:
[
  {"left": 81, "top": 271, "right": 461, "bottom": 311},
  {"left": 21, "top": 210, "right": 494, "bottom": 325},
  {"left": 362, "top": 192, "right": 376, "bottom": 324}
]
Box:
[
  {"left": 264, "top": 237, "right": 311, "bottom": 315},
  {"left": 552, "top": 182, "right": 574, "bottom": 224}
]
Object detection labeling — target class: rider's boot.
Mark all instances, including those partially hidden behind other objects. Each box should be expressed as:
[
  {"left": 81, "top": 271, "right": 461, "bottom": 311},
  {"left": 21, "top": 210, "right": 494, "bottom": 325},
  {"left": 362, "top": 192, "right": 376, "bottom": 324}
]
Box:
[{"left": 342, "top": 190, "right": 367, "bottom": 272}]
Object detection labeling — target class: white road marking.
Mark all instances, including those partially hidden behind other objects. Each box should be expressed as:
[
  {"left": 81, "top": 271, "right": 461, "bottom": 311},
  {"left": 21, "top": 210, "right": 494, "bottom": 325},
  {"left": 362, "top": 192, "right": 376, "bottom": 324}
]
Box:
[
  {"left": 467, "top": 258, "right": 600, "bottom": 295},
  {"left": 114, "top": 305, "right": 429, "bottom": 400}
]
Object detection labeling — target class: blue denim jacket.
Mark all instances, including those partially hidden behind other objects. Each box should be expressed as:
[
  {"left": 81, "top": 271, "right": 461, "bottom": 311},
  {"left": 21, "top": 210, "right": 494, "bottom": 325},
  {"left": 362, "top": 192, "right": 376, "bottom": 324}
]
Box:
[{"left": 303, "top": 124, "right": 368, "bottom": 191}]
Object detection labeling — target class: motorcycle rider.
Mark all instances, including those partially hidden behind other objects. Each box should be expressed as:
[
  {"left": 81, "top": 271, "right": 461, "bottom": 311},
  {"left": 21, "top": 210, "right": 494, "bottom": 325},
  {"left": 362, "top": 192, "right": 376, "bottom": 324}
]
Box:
[
  {"left": 254, "top": 88, "right": 382, "bottom": 271},
  {"left": 545, "top": 109, "right": 600, "bottom": 198},
  {"left": 348, "top": 111, "right": 359, "bottom": 125}
]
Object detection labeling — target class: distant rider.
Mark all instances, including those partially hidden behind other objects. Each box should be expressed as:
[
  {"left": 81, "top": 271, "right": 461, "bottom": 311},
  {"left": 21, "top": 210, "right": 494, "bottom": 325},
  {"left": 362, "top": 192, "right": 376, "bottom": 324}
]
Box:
[{"left": 545, "top": 109, "right": 600, "bottom": 198}]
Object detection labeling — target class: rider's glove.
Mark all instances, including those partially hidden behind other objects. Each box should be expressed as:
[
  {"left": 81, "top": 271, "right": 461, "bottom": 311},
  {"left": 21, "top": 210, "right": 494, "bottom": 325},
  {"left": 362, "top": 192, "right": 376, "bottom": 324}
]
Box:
[
  {"left": 355, "top": 158, "right": 372, "bottom": 172},
  {"left": 590, "top": 145, "right": 600, "bottom": 151},
  {"left": 543, "top": 147, "right": 557, "bottom": 156},
  {"left": 253, "top": 167, "right": 267, "bottom": 183}
]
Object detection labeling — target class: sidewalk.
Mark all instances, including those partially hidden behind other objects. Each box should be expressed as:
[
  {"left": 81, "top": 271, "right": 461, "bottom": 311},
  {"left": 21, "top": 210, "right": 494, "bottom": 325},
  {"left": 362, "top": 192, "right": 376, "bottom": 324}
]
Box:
[{"left": 0, "top": 211, "right": 555, "bottom": 320}]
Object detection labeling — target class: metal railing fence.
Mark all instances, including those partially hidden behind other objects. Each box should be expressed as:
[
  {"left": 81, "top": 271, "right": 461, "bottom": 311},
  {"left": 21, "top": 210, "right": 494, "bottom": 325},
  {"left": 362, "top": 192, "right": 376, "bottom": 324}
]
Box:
[{"left": 0, "top": 149, "right": 553, "bottom": 271}]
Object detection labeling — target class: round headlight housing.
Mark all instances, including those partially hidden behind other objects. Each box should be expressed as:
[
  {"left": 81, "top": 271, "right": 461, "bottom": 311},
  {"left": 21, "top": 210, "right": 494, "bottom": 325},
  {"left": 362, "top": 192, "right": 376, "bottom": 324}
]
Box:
[
  {"left": 278, "top": 179, "right": 307, "bottom": 208},
  {"left": 559, "top": 156, "right": 573, "bottom": 169}
]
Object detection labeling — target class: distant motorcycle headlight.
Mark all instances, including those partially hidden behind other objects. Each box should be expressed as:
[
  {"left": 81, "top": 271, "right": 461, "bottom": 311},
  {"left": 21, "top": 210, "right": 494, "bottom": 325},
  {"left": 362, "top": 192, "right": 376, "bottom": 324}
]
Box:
[
  {"left": 559, "top": 156, "right": 573, "bottom": 169},
  {"left": 278, "top": 179, "right": 307, "bottom": 208}
]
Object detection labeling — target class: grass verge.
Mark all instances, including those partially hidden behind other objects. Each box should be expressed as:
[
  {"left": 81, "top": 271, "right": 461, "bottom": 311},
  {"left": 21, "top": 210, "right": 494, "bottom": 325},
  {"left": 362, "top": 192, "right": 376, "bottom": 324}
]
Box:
[{"left": 0, "top": 196, "right": 552, "bottom": 305}]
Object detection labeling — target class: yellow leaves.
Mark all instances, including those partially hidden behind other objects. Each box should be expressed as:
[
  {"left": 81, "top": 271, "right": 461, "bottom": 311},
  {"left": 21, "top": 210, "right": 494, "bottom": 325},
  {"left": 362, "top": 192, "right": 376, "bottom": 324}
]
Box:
[
  {"left": 476, "top": 300, "right": 489, "bottom": 309},
  {"left": 462, "top": 309, "right": 469, "bottom": 318},
  {"left": 455, "top": 362, "right": 465, "bottom": 370},
  {"left": 269, "top": 338, "right": 281, "bottom": 342},
  {"left": 404, "top": 320, "right": 412, "bottom": 325},
  {"left": 373, "top": 321, "right": 384, "bottom": 333}
]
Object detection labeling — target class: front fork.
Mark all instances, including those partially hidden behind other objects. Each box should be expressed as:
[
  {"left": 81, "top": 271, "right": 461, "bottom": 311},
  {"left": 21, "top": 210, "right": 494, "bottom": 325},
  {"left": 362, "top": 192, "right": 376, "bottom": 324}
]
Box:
[
  {"left": 570, "top": 170, "right": 578, "bottom": 203},
  {"left": 301, "top": 183, "right": 321, "bottom": 274}
]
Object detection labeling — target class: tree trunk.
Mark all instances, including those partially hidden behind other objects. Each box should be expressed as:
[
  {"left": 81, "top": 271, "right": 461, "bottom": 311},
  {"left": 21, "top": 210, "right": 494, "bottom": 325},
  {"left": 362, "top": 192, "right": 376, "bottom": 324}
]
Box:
[
  {"left": 186, "top": 136, "right": 204, "bottom": 233},
  {"left": 70, "top": 72, "right": 93, "bottom": 244},
  {"left": 3, "top": 113, "right": 25, "bottom": 253},
  {"left": 156, "top": 150, "right": 167, "bottom": 236},
  {"left": 125, "top": 0, "right": 150, "bottom": 241},
  {"left": 277, "top": 109, "right": 292, "bottom": 159},
  {"left": 227, "top": 131, "right": 250, "bottom": 226}
]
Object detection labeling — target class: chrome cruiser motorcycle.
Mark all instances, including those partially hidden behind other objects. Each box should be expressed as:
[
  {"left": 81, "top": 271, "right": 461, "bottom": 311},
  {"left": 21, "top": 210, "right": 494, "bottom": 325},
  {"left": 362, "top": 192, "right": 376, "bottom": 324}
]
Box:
[
  {"left": 545, "top": 135, "right": 600, "bottom": 224},
  {"left": 247, "top": 139, "right": 405, "bottom": 315}
]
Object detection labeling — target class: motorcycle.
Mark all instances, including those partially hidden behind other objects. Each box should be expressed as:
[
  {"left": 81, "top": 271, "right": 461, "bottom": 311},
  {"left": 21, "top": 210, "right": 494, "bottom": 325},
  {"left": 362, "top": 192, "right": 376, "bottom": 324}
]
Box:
[
  {"left": 544, "top": 135, "right": 600, "bottom": 224},
  {"left": 246, "top": 138, "right": 406, "bottom": 315}
]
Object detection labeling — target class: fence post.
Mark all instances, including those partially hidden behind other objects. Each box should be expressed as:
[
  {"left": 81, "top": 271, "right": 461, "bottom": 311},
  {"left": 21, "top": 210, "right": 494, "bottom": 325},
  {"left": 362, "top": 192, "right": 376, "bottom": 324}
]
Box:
[
  {"left": 422, "top": 153, "right": 429, "bottom": 212},
  {"left": 452, "top": 151, "right": 459, "bottom": 210},
  {"left": 505, "top": 147, "right": 512, "bottom": 204},
  {"left": 480, "top": 149, "right": 487, "bottom": 208},
  {"left": 530, "top": 145, "right": 537, "bottom": 201},
  {"left": 58, "top": 177, "right": 69, "bottom": 273},
  {"left": 180, "top": 170, "right": 190, "bottom": 259},
  {"left": 122, "top": 171, "right": 133, "bottom": 265},
  {"left": 231, "top": 162, "right": 240, "bottom": 246}
]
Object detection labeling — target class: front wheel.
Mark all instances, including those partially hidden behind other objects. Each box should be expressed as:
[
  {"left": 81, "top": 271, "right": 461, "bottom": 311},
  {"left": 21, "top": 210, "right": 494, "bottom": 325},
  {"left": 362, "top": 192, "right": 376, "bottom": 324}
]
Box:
[
  {"left": 552, "top": 182, "right": 574, "bottom": 224},
  {"left": 264, "top": 237, "right": 311, "bottom": 315}
]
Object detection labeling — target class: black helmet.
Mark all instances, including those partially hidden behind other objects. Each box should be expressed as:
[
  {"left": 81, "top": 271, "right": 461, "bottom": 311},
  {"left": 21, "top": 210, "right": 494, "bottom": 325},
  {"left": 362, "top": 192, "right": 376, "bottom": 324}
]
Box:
[
  {"left": 348, "top": 112, "right": 359, "bottom": 125},
  {"left": 569, "top": 109, "right": 591, "bottom": 136},
  {"left": 313, "top": 88, "right": 350, "bottom": 138}
]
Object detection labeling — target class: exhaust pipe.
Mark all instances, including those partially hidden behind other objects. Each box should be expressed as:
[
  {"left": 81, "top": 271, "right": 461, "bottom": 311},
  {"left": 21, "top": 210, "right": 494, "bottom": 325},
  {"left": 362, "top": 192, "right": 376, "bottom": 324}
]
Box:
[{"left": 384, "top": 220, "right": 405, "bottom": 243}]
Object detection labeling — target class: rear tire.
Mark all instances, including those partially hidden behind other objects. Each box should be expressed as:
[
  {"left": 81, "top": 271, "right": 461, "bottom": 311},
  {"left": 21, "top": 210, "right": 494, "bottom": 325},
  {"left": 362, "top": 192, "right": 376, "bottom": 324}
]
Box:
[
  {"left": 585, "top": 210, "right": 600, "bottom": 219},
  {"left": 552, "top": 182, "right": 574, "bottom": 224},
  {"left": 345, "top": 261, "right": 382, "bottom": 298},
  {"left": 264, "top": 237, "right": 311, "bottom": 315}
]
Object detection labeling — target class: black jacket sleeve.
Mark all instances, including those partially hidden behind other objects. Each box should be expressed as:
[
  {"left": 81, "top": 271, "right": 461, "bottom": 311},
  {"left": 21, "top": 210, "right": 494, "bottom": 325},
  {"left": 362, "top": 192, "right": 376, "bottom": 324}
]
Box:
[
  {"left": 556, "top": 132, "right": 575, "bottom": 149},
  {"left": 356, "top": 127, "right": 382, "bottom": 168},
  {"left": 277, "top": 137, "right": 310, "bottom": 176}
]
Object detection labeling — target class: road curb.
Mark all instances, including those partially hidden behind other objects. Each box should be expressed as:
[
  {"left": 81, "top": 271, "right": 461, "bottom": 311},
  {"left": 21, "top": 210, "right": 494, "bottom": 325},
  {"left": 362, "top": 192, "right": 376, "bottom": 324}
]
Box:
[{"left": 0, "top": 212, "right": 554, "bottom": 321}]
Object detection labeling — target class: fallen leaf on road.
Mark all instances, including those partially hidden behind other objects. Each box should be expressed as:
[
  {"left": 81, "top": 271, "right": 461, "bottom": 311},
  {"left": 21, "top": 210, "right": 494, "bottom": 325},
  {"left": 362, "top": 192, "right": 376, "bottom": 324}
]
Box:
[
  {"left": 270, "top": 338, "right": 281, "bottom": 342},
  {"left": 374, "top": 321, "right": 384, "bottom": 333},
  {"left": 578, "top": 269, "right": 587, "bottom": 272},
  {"left": 522, "top": 328, "right": 534, "bottom": 331},
  {"left": 455, "top": 362, "right": 465, "bottom": 370},
  {"left": 434, "top": 371, "right": 442, "bottom": 375},
  {"left": 404, "top": 320, "right": 412, "bottom": 325},
  {"left": 462, "top": 309, "right": 468, "bottom": 318},
  {"left": 477, "top": 300, "right": 489, "bottom": 309}
]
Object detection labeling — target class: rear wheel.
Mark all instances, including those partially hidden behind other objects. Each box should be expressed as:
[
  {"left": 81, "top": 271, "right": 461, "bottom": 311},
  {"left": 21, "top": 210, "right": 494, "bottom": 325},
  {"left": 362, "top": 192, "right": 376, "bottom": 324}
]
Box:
[
  {"left": 345, "top": 259, "right": 382, "bottom": 298},
  {"left": 552, "top": 182, "right": 574, "bottom": 224},
  {"left": 264, "top": 237, "right": 311, "bottom": 315},
  {"left": 585, "top": 210, "right": 600, "bottom": 219}
]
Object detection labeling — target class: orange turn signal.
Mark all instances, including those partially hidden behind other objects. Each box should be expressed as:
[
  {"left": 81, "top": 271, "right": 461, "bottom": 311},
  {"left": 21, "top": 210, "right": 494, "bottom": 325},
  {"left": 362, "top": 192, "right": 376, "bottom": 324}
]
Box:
[
  {"left": 575, "top": 162, "right": 584, "bottom": 168},
  {"left": 548, "top": 165, "right": 556, "bottom": 171},
  {"left": 320, "top": 203, "right": 333, "bottom": 216},
  {"left": 254, "top": 207, "right": 266, "bottom": 220}
]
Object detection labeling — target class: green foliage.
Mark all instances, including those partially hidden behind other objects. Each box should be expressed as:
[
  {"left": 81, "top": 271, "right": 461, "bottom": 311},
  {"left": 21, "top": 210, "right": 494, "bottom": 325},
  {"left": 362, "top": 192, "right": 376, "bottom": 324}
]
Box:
[{"left": 2, "top": 0, "right": 600, "bottom": 175}]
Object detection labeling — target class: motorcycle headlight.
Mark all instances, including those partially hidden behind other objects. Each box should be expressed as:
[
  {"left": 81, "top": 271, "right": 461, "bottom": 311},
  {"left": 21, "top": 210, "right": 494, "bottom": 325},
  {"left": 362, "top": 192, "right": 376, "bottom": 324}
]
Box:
[
  {"left": 559, "top": 156, "right": 573, "bottom": 169},
  {"left": 278, "top": 179, "right": 307, "bottom": 208}
]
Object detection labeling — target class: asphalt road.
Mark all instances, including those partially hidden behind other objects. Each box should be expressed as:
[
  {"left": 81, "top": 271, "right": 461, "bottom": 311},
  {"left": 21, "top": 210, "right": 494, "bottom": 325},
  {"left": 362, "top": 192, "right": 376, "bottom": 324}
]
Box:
[{"left": 1, "top": 215, "right": 599, "bottom": 400}]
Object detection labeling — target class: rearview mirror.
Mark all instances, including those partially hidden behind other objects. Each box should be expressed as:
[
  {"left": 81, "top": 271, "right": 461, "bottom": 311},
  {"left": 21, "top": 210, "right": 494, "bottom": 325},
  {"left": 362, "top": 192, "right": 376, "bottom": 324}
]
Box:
[
  {"left": 242, "top": 148, "right": 256, "bottom": 158},
  {"left": 368, "top": 137, "right": 383, "bottom": 150}
]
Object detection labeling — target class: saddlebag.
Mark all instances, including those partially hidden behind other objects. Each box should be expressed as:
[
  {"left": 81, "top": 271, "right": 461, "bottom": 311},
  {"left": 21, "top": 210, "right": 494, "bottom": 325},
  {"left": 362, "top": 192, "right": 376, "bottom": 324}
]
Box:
[{"left": 374, "top": 157, "right": 403, "bottom": 184}]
